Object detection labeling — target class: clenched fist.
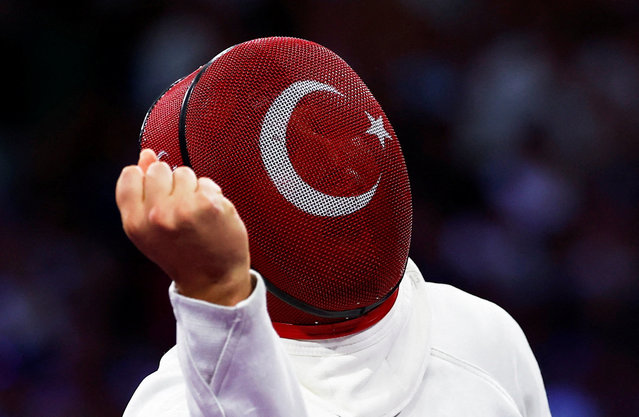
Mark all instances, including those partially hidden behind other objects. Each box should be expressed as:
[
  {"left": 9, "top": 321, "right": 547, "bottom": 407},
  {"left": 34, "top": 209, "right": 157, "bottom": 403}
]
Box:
[{"left": 115, "top": 149, "right": 252, "bottom": 306}]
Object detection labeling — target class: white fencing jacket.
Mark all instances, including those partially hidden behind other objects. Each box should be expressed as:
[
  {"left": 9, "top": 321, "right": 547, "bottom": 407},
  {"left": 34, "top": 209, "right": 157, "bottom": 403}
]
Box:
[{"left": 124, "top": 259, "right": 551, "bottom": 416}]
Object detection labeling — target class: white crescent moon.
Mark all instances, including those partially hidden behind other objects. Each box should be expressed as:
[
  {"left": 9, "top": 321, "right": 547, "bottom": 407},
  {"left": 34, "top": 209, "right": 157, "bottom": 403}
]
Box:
[{"left": 259, "top": 80, "right": 381, "bottom": 217}]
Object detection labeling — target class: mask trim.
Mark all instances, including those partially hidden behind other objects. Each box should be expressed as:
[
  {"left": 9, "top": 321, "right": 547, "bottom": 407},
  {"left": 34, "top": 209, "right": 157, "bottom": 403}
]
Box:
[
  {"left": 178, "top": 61, "right": 212, "bottom": 168},
  {"left": 262, "top": 274, "right": 401, "bottom": 319},
  {"left": 271, "top": 287, "right": 399, "bottom": 339}
]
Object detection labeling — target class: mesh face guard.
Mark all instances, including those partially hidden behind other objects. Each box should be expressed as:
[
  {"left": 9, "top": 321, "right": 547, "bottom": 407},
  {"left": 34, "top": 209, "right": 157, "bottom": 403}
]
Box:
[{"left": 140, "top": 37, "right": 412, "bottom": 338}]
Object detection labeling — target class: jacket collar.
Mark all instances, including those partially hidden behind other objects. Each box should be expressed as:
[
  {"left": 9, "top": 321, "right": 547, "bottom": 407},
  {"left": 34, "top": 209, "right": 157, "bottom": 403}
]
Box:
[{"left": 279, "top": 259, "right": 432, "bottom": 417}]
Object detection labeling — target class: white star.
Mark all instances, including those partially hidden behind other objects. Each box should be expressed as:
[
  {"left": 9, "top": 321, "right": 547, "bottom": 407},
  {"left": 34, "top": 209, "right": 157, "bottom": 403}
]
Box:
[{"left": 365, "top": 111, "right": 390, "bottom": 147}]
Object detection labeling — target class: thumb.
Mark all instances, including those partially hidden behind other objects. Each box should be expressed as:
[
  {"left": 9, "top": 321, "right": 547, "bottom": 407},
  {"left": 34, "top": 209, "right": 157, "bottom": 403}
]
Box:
[{"left": 138, "top": 149, "right": 158, "bottom": 173}]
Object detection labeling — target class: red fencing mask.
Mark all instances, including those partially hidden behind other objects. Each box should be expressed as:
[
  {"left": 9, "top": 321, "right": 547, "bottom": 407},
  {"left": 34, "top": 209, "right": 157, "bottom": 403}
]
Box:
[{"left": 139, "top": 37, "right": 412, "bottom": 339}]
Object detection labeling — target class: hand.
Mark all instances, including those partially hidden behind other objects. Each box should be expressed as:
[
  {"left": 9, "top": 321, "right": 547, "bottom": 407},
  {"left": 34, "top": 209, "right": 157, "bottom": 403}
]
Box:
[{"left": 115, "top": 149, "right": 252, "bottom": 306}]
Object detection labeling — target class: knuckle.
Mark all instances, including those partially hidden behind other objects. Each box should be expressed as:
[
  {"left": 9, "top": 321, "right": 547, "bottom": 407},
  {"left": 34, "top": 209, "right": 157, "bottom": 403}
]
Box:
[
  {"left": 174, "top": 166, "right": 194, "bottom": 177},
  {"left": 121, "top": 165, "right": 139, "bottom": 177},
  {"left": 148, "top": 161, "right": 171, "bottom": 175},
  {"left": 223, "top": 196, "right": 235, "bottom": 210},
  {"left": 147, "top": 206, "right": 174, "bottom": 231},
  {"left": 121, "top": 213, "right": 144, "bottom": 238},
  {"left": 196, "top": 192, "right": 223, "bottom": 215},
  {"left": 122, "top": 220, "right": 142, "bottom": 239},
  {"left": 117, "top": 166, "right": 141, "bottom": 189},
  {"left": 217, "top": 195, "right": 235, "bottom": 213},
  {"left": 198, "top": 177, "right": 222, "bottom": 193},
  {"left": 174, "top": 202, "right": 196, "bottom": 226},
  {"left": 147, "top": 161, "right": 160, "bottom": 172}
]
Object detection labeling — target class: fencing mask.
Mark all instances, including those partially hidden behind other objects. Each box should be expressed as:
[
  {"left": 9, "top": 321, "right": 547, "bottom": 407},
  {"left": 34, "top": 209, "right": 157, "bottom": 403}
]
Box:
[{"left": 139, "top": 37, "right": 412, "bottom": 339}]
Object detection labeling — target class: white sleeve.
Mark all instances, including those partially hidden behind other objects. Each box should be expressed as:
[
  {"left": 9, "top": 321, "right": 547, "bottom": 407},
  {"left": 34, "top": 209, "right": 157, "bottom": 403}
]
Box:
[{"left": 124, "top": 271, "right": 308, "bottom": 417}]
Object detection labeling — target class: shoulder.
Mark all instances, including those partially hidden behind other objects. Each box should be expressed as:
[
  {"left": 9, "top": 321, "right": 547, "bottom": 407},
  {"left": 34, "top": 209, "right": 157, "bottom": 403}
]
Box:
[
  {"left": 426, "top": 283, "right": 527, "bottom": 350},
  {"left": 426, "top": 282, "right": 532, "bottom": 368},
  {"left": 425, "top": 283, "right": 545, "bottom": 413},
  {"left": 407, "top": 261, "right": 533, "bottom": 373}
]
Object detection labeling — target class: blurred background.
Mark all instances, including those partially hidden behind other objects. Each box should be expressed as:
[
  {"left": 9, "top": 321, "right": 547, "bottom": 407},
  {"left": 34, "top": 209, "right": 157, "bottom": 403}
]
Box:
[{"left": 1, "top": 0, "right": 638, "bottom": 415}]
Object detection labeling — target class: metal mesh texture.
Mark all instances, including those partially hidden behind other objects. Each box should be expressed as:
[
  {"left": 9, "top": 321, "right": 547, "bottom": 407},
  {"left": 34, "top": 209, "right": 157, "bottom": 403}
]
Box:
[
  {"left": 139, "top": 37, "right": 412, "bottom": 325},
  {"left": 140, "top": 71, "right": 199, "bottom": 169}
]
